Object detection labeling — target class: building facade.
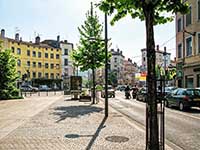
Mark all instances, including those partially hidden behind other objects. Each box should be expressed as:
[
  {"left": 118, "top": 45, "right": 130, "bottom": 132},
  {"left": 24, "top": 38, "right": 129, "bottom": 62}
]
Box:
[
  {"left": 123, "top": 58, "right": 137, "bottom": 86},
  {"left": 176, "top": 0, "right": 200, "bottom": 88},
  {"left": 141, "top": 45, "right": 171, "bottom": 72},
  {"left": 0, "top": 29, "right": 62, "bottom": 88},
  {"left": 109, "top": 48, "right": 125, "bottom": 85},
  {"left": 60, "top": 40, "right": 73, "bottom": 78}
]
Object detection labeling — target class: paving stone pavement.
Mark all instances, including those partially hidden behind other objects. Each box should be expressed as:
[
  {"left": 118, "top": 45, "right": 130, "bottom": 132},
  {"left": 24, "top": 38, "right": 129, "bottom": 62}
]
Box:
[{"left": 0, "top": 95, "right": 172, "bottom": 150}]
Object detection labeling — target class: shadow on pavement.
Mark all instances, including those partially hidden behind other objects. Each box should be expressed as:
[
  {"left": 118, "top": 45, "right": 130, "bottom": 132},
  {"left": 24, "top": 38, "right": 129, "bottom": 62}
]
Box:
[
  {"left": 85, "top": 116, "right": 107, "bottom": 150},
  {"left": 53, "top": 105, "right": 103, "bottom": 123}
]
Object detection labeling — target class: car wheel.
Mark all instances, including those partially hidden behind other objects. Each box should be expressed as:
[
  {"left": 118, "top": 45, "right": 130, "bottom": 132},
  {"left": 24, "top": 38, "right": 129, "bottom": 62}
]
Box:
[
  {"left": 179, "top": 102, "right": 184, "bottom": 111},
  {"left": 136, "top": 96, "right": 139, "bottom": 100}
]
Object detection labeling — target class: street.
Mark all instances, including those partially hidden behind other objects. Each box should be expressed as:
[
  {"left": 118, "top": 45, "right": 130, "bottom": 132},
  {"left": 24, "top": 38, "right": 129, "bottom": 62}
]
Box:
[{"left": 108, "top": 91, "right": 200, "bottom": 150}]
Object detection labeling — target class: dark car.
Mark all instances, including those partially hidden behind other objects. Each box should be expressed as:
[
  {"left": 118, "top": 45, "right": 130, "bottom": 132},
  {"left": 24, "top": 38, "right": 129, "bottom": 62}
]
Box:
[
  {"left": 165, "top": 88, "right": 200, "bottom": 111},
  {"left": 136, "top": 88, "right": 147, "bottom": 102}
]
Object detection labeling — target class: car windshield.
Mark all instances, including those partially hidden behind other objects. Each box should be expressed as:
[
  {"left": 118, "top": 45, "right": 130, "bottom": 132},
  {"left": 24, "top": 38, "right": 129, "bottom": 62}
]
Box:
[{"left": 186, "top": 89, "right": 200, "bottom": 96}]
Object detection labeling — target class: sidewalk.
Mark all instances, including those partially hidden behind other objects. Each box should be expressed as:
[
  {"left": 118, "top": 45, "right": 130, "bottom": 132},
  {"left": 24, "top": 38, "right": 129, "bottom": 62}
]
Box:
[{"left": 0, "top": 95, "right": 171, "bottom": 150}]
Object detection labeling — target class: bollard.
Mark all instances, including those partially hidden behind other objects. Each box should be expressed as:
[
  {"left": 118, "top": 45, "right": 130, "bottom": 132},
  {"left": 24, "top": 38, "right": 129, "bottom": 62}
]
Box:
[
  {"left": 30, "top": 91, "right": 32, "bottom": 96},
  {"left": 38, "top": 91, "right": 40, "bottom": 96},
  {"left": 46, "top": 90, "right": 48, "bottom": 96},
  {"left": 25, "top": 91, "right": 26, "bottom": 97}
]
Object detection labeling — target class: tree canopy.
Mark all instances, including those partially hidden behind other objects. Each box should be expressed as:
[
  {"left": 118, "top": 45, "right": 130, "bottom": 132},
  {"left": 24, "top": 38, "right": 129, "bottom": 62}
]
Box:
[
  {"left": 99, "top": 0, "right": 188, "bottom": 26},
  {"left": 71, "top": 2, "right": 106, "bottom": 72},
  {"left": 0, "top": 44, "right": 19, "bottom": 100}
]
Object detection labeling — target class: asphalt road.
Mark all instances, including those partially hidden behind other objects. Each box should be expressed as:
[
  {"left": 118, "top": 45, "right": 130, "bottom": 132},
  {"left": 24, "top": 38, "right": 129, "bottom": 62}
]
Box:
[{"left": 108, "top": 91, "right": 200, "bottom": 150}]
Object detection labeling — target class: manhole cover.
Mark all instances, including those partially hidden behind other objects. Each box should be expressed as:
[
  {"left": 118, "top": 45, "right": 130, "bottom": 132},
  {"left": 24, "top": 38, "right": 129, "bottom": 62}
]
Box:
[
  {"left": 65, "top": 134, "right": 80, "bottom": 138},
  {"left": 105, "top": 136, "right": 129, "bottom": 143}
]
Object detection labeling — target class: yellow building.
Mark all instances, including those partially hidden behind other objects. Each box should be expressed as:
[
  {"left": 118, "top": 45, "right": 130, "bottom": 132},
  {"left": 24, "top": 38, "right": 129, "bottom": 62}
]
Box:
[{"left": 0, "top": 29, "right": 62, "bottom": 87}]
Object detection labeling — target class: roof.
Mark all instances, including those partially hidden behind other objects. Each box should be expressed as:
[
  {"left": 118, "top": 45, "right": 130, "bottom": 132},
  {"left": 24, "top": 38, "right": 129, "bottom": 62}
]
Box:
[{"left": 1, "top": 37, "right": 57, "bottom": 49}]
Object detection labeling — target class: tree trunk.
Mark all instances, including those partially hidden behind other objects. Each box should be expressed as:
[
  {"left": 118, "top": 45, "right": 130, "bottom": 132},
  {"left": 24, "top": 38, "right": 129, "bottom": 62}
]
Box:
[
  {"left": 92, "top": 68, "right": 96, "bottom": 104},
  {"left": 144, "top": 6, "right": 159, "bottom": 150}
]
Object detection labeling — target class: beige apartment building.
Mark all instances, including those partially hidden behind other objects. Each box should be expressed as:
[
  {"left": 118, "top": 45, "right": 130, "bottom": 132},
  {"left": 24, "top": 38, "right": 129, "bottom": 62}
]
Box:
[{"left": 176, "top": 0, "right": 200, "bottom": 88}]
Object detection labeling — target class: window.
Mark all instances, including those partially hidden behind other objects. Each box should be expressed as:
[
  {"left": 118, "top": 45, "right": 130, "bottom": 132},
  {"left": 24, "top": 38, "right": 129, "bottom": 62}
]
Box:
[
  {"left": 198, "top": 33, "right": 200, "bottom": 53},
  {"left": 27, "top": 50, "right": 30, "bottom": 56},
  {"left": 32, "top": 72, "right": 36, "bottom": 78},
  {"left": 197, "top": 74, "right": 200, "bottom": 87},
  {"left": 56, "top": 54, "right": 60, "bottom": 59},
  {"left": 38, "top": 62, "right": 42, "bottom": 68},
  {"left": 32, "top": 62, "right": 36, "bottom": 67},
  {"left": 186, "top": 37, "right": 192, "bottom": 56},
  {"left": 45, "top": 63, "right": 48, "bottom": 68},
  {"left": 64, "top": 59, "right": 68, "bottom": 66},
  {"left": 38, "top": 52, "right": 41, "bottom": 58},
  {"left": 143, "top": 57, "right": 146, "bottom": 62},
  {"left": 50, "top": 53, "right": 54, "bottom": 59},
  {"left": 27, "top": 61, "right": 30, "bottom": 67},
  {"left": 56, "top": 73, "right": 60, "bottom": 79},
  {"left": 32, "top": 51, "right": 36, "bottom": 57},
  {"left": 114, "top": 58, "right": 117, "bottom": 63},
  {"left": 177, "top": 18, "right": 182, "bottom": 32},
  {"left": 38, "top": 72, "right": 42, "bottom": 78},
  {"left": 17, "top": 59, "right": 21, "bottom": 67},
  {"left": 64, "top": 49, "right": 68, "bottom": 55},
  {"left": 50, "top": 73, "right": 54, "bottom": 79},
  {"left": 51, "top": 64, "right": 54, "bottom": 69},
  {"left": 198, "top": 0, "right": 200, "bottom": 20},
  {"left": 56, "top": 64, "right": 60, "bottom": 69},
  {"left": 45, "top": 73, "right": 48, "bottom": 79},
  {"left": 17, "top": 48, "right": 21, "bottom": 55},
  {"left": 11, "top": 47, "right": 15, "bottom": 53},
  {"left": 178, "top": 43, "right": 182, "bottom": 58},
  {"left": 186, "top": 6, "right": 192, "bottom": 26},
  {"left": 45, "top": 53, "right": 48, "bottom": 58}
]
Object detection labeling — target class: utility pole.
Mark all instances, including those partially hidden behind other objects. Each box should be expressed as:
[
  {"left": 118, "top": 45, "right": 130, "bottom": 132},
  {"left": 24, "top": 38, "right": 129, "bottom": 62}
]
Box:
[{"left": 105, "top": 12, "right": 108, "bottom": 117}]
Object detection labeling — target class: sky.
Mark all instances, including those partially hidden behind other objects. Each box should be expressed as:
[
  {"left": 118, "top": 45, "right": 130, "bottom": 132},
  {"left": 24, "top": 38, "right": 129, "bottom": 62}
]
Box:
[{"left": 0, "top": 0, "right": 176, "bottom": 65}]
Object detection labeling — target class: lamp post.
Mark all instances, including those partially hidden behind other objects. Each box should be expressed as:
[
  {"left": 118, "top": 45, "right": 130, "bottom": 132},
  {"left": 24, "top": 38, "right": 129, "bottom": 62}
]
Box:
[{"left": 104, "top": 12, "right": 108, "bottom": 117}]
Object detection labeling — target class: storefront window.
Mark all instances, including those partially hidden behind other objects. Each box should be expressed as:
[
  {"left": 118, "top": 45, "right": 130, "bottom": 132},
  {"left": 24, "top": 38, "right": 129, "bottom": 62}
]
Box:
[{"left": 185, "top": 76, "right": 193, "bottom": 88}]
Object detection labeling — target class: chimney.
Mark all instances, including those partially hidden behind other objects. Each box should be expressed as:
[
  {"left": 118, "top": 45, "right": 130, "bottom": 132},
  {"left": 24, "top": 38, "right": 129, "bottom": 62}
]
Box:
[
  {"left": 174, "top": 57, "right": 176, "bottom": 62},
  {"left": 57, "top": 35, "right": 60, "bottom": 47},
  {"left": 35, "top": 36, "right": 40, "bottom": 44},
  {"left": 15, "top": 33, "right": 19, "bottom": 41},
  {"left": 64, "top": 40, "right": 67, "bottom": 43},
  {"left": 156, "top": 45, "right": 159, "bottom": 51},
  {"left": 20, "top": 37, "right": 22, "bottom": 42},
  {"left": 117, "top": 48, "right": 120, "bottom": 52},
  {"left": 1, "top": 29, "right": 5, "bottom": 38},
  {"left": 120, "top": 51, "right": 122, "bottom": 54},
  {"left": 57, "top": 35, "right": 60, "bottom": 43}
]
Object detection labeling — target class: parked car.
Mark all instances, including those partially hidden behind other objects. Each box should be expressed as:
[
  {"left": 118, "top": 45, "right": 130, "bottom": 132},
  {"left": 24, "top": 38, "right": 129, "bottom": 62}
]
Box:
[
  {"left": 101, "top": 85, "right": 115, "bottom": 98},
  {"left": 165, "top": 88, "right": 200, "bottom": 111},
  {"left": 116, "top": 85, "right": 126, "bottom": 91},
  {"left": 136, "top": 88, "right": 147, "bottom": 102},
  {"left": 39, "top": 85, "right": 51, "bottom": 91},
  {"left": 20, "top": 85, "right": 38, "bottom": 92}
]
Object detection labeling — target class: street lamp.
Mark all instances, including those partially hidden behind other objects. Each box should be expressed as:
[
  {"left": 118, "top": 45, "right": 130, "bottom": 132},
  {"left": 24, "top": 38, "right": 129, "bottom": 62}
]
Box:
[{"left": 104, "top": 12, "right": 108, "bottom": 117}]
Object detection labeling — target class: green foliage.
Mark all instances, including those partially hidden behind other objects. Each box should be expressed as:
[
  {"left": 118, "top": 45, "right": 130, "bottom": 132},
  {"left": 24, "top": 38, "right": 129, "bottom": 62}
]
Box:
[
  {"left": 155, "top": 65, "right": 176, "bottom": 80},
  {"left": 72, "top": 3, "right": 106, "bottom": 72},
  {"left": 0, "top": 48, "right": 19, "bottom": 100},
  {"left": 99, "top": 0, "right": 189, "bottom": 26},
  {"left": 108, "top": 70, "right": 117, "bottom": 86}
]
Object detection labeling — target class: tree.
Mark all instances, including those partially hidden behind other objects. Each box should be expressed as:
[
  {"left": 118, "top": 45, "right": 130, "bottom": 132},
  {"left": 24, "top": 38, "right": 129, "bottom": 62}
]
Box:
[
  {"left": 0, "top": 43, "right": 19, "bottom": 100},
  {"left": 99, "top": 1, "right": 188, "bottom": 149},
  {"left": 71, "top": 2, "right": 106, "bottom": 104},
  {"left": 108, "top": 70, "right": 117, "bottom": 86}
]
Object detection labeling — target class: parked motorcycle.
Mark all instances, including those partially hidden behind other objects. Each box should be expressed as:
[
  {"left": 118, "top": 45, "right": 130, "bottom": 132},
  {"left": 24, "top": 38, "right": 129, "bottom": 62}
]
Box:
[
  {"left": 125, "top": 90, "right": 131, "bottom": 99},
  {"left": 132, "top": 87, "right": 138, "bottom": 99}
]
